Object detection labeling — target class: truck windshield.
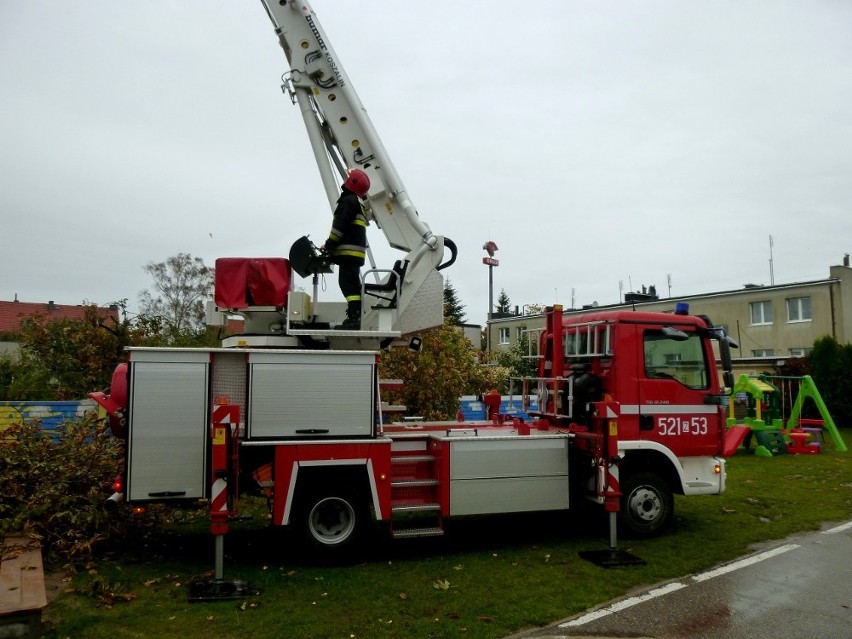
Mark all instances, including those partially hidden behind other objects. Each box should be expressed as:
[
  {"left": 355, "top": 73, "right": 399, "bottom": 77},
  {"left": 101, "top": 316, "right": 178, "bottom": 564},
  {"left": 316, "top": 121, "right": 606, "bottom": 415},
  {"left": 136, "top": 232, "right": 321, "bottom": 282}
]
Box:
[{"left": 643, "top": 331, "right": 709, "bottom": 390}]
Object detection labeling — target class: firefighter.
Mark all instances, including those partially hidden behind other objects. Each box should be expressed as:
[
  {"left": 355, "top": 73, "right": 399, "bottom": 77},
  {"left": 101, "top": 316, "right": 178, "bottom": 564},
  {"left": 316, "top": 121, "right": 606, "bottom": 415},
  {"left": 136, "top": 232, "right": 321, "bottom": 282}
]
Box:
[{"left": 322, "top": 169, "right": 371, "bottom": 329}]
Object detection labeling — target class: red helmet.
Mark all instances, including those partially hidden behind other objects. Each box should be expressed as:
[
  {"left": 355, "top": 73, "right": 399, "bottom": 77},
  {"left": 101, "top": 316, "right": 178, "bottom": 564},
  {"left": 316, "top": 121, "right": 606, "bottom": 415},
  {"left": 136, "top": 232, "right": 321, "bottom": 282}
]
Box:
[{"left": 343, "top": 169, "right": 370, "bottom": 197}]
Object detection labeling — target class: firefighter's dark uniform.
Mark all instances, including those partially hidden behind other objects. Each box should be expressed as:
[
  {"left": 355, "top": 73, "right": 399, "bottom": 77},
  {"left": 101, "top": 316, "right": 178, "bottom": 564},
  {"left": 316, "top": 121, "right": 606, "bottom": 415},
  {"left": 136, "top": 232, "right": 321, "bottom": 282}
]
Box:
[{"left": 323, "top": 186, "right": 368, "bottom": 328}]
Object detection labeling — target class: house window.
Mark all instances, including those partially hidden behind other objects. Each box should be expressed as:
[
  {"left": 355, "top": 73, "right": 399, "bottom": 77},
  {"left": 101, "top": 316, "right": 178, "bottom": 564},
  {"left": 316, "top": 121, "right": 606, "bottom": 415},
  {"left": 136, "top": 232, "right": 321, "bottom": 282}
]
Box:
[
  {"left": 752, "top": 349, "right": 775, "bottom": 357},
  {"left": 789, "top": 347, "right": 812, "bottom": 357},
  {"left": 750, "top": 301, "right": 772, "bottom": 325},
  {"left": 498, "top": 327, "right": 510, "bottom": 345},
  {"left": 786, "top": 297, "right": 812, "bottom": 322}
]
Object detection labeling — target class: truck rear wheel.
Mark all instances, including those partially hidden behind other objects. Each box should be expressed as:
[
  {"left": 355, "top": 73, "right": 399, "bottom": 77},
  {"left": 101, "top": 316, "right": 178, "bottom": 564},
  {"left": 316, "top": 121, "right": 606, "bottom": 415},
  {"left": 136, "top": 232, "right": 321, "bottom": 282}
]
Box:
[
  {"left": 297, "top": 490, "right": 366, "bottom": 551},
  {"left": 620, "top": 472, "right": 674, "bottom": 537}
]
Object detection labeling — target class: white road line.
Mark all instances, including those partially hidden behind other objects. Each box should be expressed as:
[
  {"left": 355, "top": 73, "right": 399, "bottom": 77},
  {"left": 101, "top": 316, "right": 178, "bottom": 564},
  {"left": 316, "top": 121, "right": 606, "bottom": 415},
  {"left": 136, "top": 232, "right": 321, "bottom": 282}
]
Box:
[
  {"left": 559, "top": 582, "right": 687, "bottom": 627},
  {"left": 822, "top": 520, "right": 852, "bottom": 535},
  {"left": 691, "top": 543, "right": 799, "bottom": 582}
]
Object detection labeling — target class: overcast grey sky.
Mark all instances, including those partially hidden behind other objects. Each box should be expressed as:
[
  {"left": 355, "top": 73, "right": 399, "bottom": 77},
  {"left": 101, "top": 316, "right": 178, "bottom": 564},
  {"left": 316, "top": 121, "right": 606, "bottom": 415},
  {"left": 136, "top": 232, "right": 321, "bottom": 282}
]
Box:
[{"left": 2, "top": 1, "right": 851, "bottom": 325}]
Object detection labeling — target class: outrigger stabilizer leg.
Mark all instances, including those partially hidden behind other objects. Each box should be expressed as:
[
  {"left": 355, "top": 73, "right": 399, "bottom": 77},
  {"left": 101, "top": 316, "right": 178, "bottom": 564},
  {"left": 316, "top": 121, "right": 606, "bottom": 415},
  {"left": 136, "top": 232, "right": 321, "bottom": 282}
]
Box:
[
  {"left": 578, "top": 408, "right": 646, "bottom": 567},
  {"left": 579, "top": 509, "right": 646, "bottom": 568},
  {"left": 189, "top": 403, "right": 251, "bottom": 602}
]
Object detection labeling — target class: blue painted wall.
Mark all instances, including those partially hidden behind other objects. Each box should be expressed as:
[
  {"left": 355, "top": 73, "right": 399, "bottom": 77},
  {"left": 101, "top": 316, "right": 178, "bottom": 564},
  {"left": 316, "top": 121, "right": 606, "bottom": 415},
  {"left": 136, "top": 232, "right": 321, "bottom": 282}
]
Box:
[{"left": 0, "top": 400, "right": 95, "bottom": 435}]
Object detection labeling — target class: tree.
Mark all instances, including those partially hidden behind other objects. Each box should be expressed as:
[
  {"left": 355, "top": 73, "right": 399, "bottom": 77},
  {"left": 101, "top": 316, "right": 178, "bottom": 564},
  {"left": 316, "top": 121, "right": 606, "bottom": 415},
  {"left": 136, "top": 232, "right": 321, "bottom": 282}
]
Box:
[
  {"left": 379, "top": 321, "right": 503, "bottom": 420},
  {"left": 139, "top": 253, "right": 214, "bottom": 338},
  {"left": 0, "top": 353, "right": 17, "bottom": 401},
  {"left": 443, "top": 279, "right": 466, "bottom": 325},
  {"left": 10, "top": 305, "right": 125, "bottom": 400},
  {"left": 522, "top": 303, "right": 546, "bottom": 315},
  {"left": 808, "top": 335, "right": 852, "bottom": 424},
  {"left": 495, "top": 328, "right": 538, "bottom": 391},
  {"left": 2, "top": 298, "right": 221, "bottom": 401},
  {"left": 494, "top": 288, "right": 512, "bottom": 317}
]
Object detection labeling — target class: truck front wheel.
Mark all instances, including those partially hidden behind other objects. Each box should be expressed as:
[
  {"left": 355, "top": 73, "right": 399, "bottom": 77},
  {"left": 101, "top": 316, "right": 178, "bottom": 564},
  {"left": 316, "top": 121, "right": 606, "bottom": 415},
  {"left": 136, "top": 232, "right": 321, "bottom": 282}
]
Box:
[
  {"left": 297, "top": 490, "right": 366, "bottom": 551},
  {"left": 620, "top": 472, "right": 674, "bottom": 537}
]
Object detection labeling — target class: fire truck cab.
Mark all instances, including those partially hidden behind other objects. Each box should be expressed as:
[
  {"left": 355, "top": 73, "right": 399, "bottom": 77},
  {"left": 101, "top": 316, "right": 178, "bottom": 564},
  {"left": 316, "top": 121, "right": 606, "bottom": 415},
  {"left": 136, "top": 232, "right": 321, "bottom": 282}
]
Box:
[{"left": 531, "top": 304, "right": 734, "bottom": 535}]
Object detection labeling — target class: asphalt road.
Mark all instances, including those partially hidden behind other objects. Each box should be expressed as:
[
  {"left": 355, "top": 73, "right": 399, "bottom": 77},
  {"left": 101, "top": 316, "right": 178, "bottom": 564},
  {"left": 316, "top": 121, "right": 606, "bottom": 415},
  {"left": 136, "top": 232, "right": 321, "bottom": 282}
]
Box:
[{"left": 509, "top": 519, "right": 852, "bottom": 639}]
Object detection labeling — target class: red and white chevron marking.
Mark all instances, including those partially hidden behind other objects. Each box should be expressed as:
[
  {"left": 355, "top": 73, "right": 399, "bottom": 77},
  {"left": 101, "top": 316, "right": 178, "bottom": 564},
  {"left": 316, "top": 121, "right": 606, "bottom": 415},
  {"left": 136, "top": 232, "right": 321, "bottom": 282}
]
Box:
[{"left": 211, "top": 478, "right": 228, "bottom": 513}]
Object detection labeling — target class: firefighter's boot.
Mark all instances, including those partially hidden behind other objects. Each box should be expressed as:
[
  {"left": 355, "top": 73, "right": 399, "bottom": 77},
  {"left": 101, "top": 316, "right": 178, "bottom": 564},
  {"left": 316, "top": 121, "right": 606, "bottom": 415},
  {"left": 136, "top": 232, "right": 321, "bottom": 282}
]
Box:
[{"left": 338, "top": 301, "right": 361, "bottom": 330}]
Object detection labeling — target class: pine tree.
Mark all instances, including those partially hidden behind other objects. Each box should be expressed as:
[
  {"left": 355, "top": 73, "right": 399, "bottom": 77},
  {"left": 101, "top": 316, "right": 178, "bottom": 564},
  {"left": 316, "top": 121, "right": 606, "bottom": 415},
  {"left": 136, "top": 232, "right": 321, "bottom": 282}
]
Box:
[
  {"left": 443, "top": 280, "right": 466, "bottom": 325},
  {"left": 495, "top": 289, "right": 512, "bottom": 317}
]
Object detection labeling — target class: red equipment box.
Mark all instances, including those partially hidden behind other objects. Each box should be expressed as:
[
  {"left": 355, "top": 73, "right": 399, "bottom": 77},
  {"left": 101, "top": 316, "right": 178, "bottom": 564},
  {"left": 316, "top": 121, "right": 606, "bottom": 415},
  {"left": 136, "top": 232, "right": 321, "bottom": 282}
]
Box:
[{"left": 214, "top": 258, "right": 292, "bottom": 309}]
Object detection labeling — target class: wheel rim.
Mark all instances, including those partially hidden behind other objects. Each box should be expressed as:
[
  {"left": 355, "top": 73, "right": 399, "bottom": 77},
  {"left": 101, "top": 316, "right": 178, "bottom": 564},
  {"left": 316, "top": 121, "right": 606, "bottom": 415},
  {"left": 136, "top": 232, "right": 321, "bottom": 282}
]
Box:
[
  {"left": 626, "top": 486, "right": 663, "bottom": 523},
  {"left": 307, "top": 496, "right": 356, "bottom": 545}
]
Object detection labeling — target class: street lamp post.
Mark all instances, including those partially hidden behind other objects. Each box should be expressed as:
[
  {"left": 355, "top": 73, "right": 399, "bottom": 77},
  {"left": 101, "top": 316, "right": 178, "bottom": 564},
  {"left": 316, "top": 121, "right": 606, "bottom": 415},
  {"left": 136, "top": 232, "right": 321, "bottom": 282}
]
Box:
[{"left": 483, "top": 241, "right": 499, "bottom": 352}]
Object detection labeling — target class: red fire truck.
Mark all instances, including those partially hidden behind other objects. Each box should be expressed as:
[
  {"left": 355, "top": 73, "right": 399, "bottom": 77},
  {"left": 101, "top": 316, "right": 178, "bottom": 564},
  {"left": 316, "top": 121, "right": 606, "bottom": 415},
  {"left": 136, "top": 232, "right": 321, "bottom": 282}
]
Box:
[
  {"left": 92, "top": 299, "right": 735, "bottom": 549},
  {"left": 89, "top": 1, "right": 737, "bottom": 576}
]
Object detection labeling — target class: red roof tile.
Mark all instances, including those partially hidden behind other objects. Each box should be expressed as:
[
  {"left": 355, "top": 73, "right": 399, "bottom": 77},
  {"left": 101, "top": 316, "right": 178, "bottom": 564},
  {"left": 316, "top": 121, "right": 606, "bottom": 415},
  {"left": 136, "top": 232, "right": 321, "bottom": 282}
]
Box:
[{"left": 0, "top": 300, "right": 118, "bottom": 334}]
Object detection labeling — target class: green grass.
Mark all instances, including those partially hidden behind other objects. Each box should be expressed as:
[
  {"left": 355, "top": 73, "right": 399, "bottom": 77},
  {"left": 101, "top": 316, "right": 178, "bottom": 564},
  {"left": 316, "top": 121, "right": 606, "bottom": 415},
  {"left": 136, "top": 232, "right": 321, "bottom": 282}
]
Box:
[{"left": 43, "top": 432, "right": 852, "bottom": 639}]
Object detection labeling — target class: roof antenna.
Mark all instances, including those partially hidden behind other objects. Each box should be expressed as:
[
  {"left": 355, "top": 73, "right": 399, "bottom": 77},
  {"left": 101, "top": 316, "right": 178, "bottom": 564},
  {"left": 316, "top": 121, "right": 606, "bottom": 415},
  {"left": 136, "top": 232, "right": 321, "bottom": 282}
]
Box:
[{"left": 769, "top": 235, "right": 775, "bottom": 285}]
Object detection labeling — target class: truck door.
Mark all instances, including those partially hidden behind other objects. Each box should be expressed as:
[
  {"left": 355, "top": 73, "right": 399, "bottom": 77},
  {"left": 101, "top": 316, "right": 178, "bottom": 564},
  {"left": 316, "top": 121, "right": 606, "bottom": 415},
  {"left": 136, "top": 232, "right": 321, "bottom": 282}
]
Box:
[{"left": 637, "top": 327, "right": 723, "bottom": 457}]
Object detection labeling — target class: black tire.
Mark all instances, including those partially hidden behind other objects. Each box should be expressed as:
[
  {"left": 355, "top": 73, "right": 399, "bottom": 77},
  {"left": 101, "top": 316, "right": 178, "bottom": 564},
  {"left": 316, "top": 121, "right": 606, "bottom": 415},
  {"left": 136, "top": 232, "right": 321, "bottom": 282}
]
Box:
[
  {"left": 620, "top": 472, "right": 674, "bottom": 537},
  {"left": 296, "top": 489, "right": 367, "bottom": 552}
]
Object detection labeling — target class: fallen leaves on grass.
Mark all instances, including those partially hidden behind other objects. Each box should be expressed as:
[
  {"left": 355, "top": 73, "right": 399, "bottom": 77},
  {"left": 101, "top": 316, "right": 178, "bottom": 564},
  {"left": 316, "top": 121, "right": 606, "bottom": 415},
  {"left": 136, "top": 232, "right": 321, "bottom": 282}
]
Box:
[{"left": 72, "top": 575, "right": 139, "bottom": 610}]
